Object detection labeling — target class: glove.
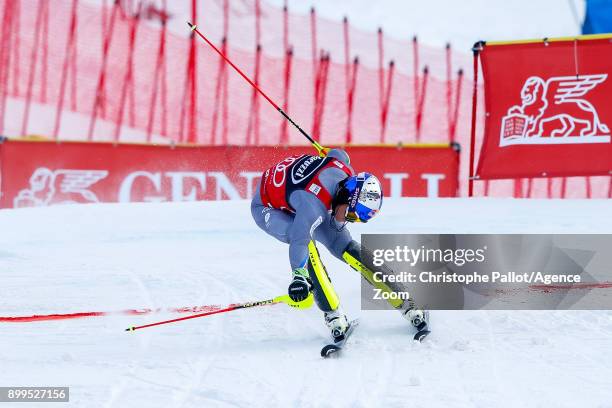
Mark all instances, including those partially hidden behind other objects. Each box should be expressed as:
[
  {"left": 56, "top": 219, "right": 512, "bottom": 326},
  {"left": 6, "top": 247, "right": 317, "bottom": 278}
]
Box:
[
  {"left": 288, "top": 267, "right": 312, "bottom": 302},
  {"left": 314, "top": 143, "right": 330, "bottom": 157}
]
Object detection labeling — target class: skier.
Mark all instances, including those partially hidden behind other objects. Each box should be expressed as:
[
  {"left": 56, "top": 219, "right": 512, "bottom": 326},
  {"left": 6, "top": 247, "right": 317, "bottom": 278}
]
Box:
[{"left": 251, "top": 148, "right": 428, "bottom": 341}]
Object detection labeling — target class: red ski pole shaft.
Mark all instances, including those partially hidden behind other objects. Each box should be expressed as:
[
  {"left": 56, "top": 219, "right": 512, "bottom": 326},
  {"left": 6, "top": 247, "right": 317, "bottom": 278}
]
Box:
[
  {"left": 125, "top": 298, "right": 277, "bottom": 332},
  {"left": 186, "top": 22, "right": 327, "bottom": 156},
  {"left": 125, "top": 294, "right": 312, "bottom": 332}
]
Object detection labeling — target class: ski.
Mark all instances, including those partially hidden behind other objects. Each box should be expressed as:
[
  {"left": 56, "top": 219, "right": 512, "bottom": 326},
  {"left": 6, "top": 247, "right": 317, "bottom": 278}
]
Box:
[
  {"left": 413, "top": 328, "right": 431, "bottom": 342},
  {"left": 320, "top": 319, "right": 359, "bottom": 358}
]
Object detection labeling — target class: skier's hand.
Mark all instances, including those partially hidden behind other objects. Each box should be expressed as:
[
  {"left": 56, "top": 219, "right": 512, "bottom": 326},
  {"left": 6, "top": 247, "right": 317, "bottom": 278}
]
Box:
[
  {"left": 313, "top": 142, "right": 330, "bottom": 157},
  {"left": 288, "top": 268, "right": 312, "bottom": 302}
]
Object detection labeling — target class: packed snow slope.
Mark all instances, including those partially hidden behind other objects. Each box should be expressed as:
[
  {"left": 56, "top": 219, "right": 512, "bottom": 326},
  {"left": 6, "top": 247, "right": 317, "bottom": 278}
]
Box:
[
  {"left": 268, "top": 0, "right": 584, "bottom": 51},
  {"left": 1, "top": 198, "right": 612, "bottom": 408}
]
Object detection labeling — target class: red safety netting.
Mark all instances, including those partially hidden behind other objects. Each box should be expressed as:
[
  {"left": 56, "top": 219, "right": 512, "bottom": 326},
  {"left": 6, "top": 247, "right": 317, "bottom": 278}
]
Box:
[
  {"left": 0, "top": 0, "right": 470, "bottom": 146},
  {"left": 0, "top": 0, "right": 606, "bottom": 197}
]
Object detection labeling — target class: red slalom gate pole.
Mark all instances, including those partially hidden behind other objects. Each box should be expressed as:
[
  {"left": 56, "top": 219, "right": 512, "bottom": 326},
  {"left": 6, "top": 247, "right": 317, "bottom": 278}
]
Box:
[
  {"left": 186, "top": 22, "right": 328, "bottom": 156},
  {"left": 468, "top": 42, "right": 483, "bottom": 197},
  {"left": 125, "top": 294, "right": 313, "bottom": 332}
]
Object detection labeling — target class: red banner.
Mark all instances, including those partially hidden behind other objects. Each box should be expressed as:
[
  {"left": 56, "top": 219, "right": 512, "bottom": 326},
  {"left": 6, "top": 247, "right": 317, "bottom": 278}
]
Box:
[
  {"left": 0, "top": 139, "right": 459, "bottom": 208},
  {"left": 475, "top": 35, "right": 612, "bottom": 180}
]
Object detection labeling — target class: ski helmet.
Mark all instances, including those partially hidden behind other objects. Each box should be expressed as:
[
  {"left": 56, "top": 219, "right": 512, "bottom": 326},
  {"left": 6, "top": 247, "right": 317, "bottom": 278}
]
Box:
[{"left": 342, "top": 172, "right": 383, "bottom": 223}]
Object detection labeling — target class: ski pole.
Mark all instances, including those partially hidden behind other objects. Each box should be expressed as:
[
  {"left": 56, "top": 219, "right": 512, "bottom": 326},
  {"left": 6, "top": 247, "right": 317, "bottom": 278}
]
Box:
[
  {"left": 125, "top": 293, "right": 313, "bottom": 332},
  {"left": 186, "top": 22, "right": 329, "bottom": 157}
]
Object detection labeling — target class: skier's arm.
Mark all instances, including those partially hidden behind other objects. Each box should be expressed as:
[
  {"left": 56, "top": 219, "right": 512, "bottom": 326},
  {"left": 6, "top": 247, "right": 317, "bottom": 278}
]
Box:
[
  {"left": 326, "top": 148, "right": 351, "bottom": 167},
  {"left": 286, "top": 158, "right": 352, "bottom": 270},
  {"left": 287, "top": 191, "right": 328, "bottom": 270}
]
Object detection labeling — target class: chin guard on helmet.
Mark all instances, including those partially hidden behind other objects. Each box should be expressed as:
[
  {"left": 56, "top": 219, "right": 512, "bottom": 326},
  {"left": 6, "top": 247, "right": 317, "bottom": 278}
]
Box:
[{"left": 340, "top": 172, "right": 383, "bottom": 223}]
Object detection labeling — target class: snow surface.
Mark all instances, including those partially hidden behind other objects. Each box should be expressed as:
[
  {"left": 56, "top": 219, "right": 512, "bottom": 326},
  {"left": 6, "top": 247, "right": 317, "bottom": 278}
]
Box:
[
  {"left": 1, "top": 198, "right": 612, "bottom": 407},
  {"left": 123, "top": 0, "right": 586, "bottom": 56},
  {"left": 81, "top": 0, "right": 585, "bottom": 65},
  {"left": 268, "top": 0, "right": 585, "bottom": 52}
]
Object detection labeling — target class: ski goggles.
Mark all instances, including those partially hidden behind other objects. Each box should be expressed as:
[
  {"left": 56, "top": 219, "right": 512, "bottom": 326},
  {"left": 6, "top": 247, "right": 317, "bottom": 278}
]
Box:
[
  {"left": 344, "top": 173, "right": 380, "bottom": 223},
  {"left": 345, "top": 202, "right": 379, "bottom": 223}
]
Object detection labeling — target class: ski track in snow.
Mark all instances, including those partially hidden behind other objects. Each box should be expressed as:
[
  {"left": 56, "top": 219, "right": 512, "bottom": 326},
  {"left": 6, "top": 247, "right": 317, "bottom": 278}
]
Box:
[{"left": 1, "top": 198, "right": 612, "bottom": 407}]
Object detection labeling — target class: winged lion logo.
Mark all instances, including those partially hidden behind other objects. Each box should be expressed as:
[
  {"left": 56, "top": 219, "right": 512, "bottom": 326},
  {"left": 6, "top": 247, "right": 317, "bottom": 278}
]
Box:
[
  {"left": 500, "top": 74, "right": 611, "bottom": 146},
  {"left": 13, "top": 168, "right": 109, "bottom": 208}
]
